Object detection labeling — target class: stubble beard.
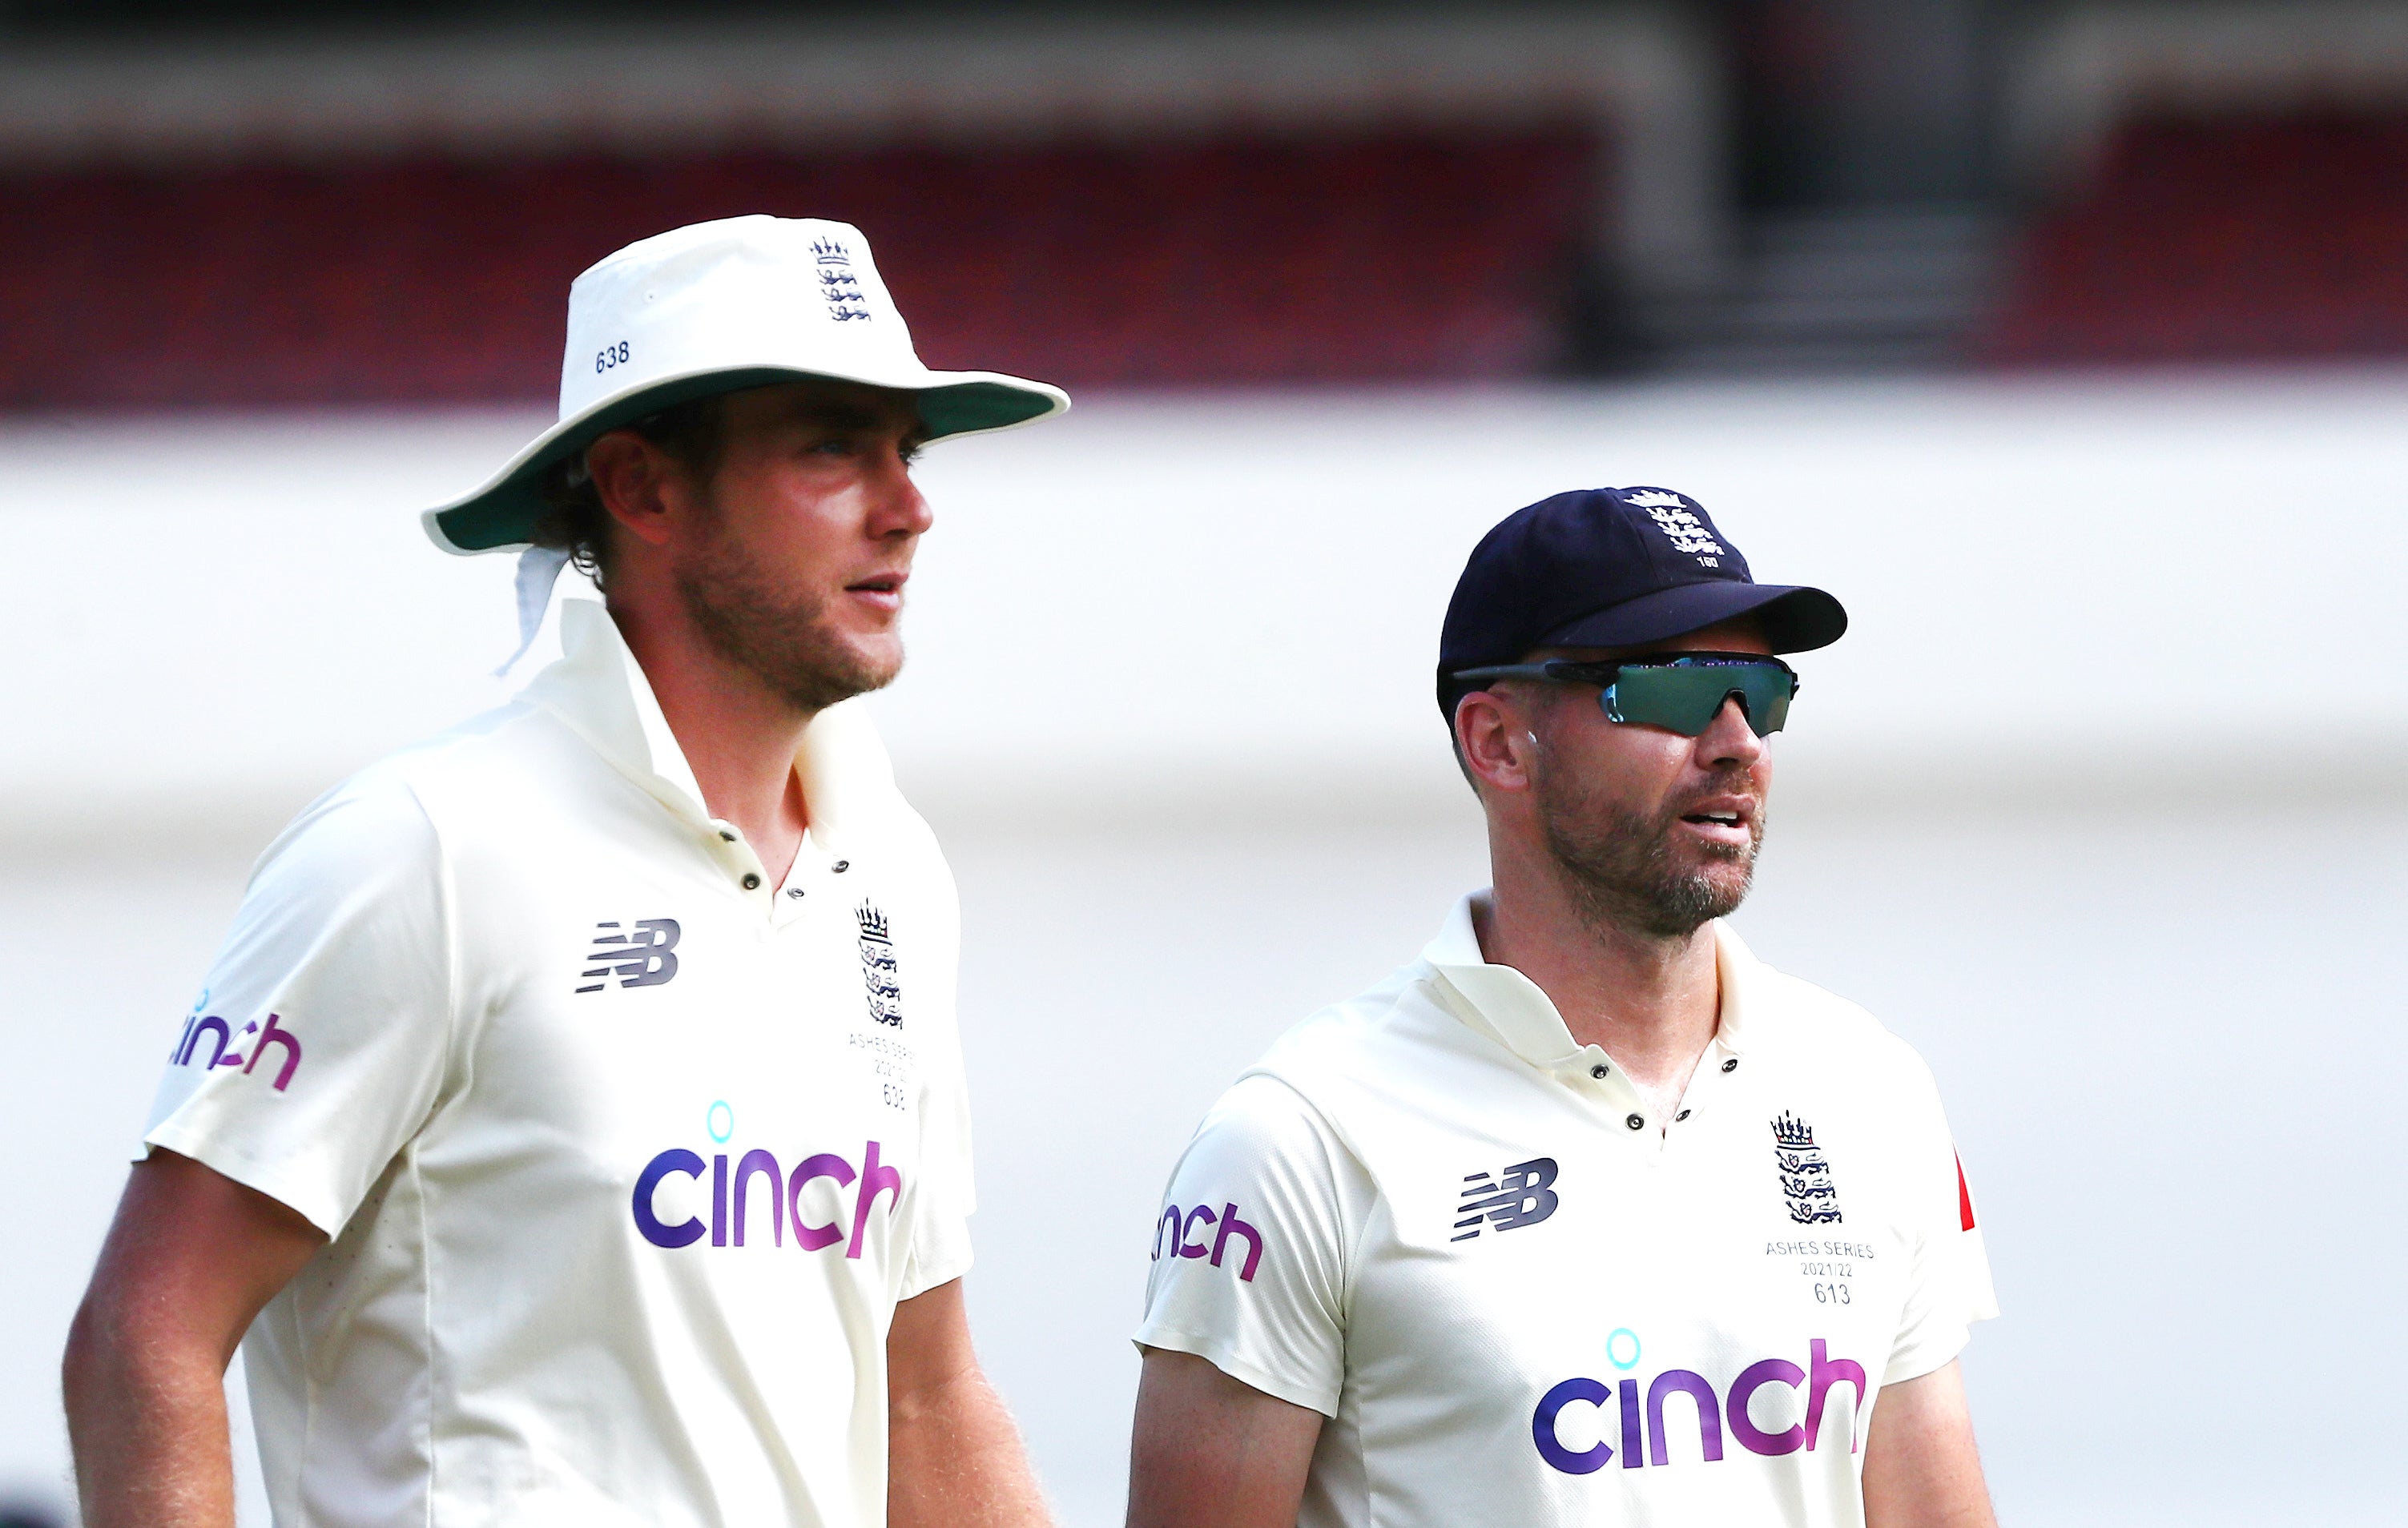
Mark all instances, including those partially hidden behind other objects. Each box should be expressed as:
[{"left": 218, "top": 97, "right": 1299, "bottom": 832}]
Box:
[
  {"left": 673, "top": 518, "right": 900, "bottom": 716},
  {"left": 1535, "top": 765, "right": 1763, "bottom": 943}
]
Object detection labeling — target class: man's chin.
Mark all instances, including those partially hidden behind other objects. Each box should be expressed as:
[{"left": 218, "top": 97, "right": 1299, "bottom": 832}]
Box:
[
  {"left": 832, "top": 636, "right": 904, "bottom": 695},
  {"left": 1650, "top": 846, "right": 1757, "bottom": 927}
]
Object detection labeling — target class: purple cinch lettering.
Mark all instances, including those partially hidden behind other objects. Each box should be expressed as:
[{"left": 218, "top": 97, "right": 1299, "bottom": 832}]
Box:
[
  {"left": 1532, "top": 1377, "right": 1615, "bottom": 1474},
  {"left": 1647, "top": 1369, "right": 1725, "bottom": 1465},
  {"left": 1619, "top": 1378, "right": 1643, "bottom": 1468},
  {"left": 1807, "top": 1340, "right": 1868, "bottom": 1454},
  {"left": 182, "top": 1016, "right": 231, "bottom": 1068},
  {"left": 1210, "top": 1203, "right": 1263, "bottom": 1281},
  {"left": 711, "top": 1154, "right": 729, "bottom": 1247},
  {"left": 1177, "top": 1205, "right": 1216, "bottom": 1258},
  {"left": 847, "top": 1139, "right": 901, "bottom": 1261},
  {"left": 243, "top": 1013, "right": 302, "bottom": 1092},
  {"left": 790, "top": 1152, "right": 855, "bottom": 1252},
  {"left": 1153, "top": 1205, "right": 1182, "bottom": 1261},
  {"left": 632, "top": 1149, "right": 707, "bottom": 1248},
  {"left": 1728, "top": 1358, "right": 1807, "bottom": 1455},
  {"left": 733, "top": 1149, "right": 783, "bottom": 1247}
]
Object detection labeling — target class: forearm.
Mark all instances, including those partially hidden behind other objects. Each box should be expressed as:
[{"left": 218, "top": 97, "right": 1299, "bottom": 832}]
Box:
[
  {"left": 888, "top": 1364, "right": 1052, "bottom": 1528},
  {"left": 1862, "top": 1361, "right": 1995, "bottom": 1528},
  {"left": 62, "top": 1153, "right": 324, "bottom": 1528},
  {"left": 1126, "top": 1349, "right": 1322, "bottom": 1528},
  {"left": 63, "top": 1302, "right": 239, "bottom": 1528}
]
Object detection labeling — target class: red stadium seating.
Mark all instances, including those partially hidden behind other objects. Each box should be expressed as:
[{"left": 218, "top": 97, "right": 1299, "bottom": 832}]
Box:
[
  {"left": 1983, "top": 111, "right": 2408, "bottom": 364},
  {"left": 0, "top": 129, "right": 1601, "bottom": 407}
]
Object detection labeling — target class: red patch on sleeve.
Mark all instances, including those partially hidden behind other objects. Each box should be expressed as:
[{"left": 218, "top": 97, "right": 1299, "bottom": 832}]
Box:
[{"left": 1955, "top": 1152, "right": 1977, "bottom": 1232}]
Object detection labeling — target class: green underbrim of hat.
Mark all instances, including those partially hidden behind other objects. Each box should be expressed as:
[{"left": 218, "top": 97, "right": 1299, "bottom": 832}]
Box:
[{"left": 428, "top": 369, "right": 1060, "bottom": 554}]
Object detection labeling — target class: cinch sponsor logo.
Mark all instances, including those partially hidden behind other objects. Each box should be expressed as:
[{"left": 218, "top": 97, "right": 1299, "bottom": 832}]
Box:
[
  {"left": 169, "top": 1007, "right": 302, "bottom": 1092},
  {"left": 630, "top": 1101, "right": 900, "bottom": 1260},
  {"left": 1532, "top": 1334, "right": 1869, "bottom": 1474},
  {"left": 1151, "top": 1200, "right": 1263, "bottom": 1282}
]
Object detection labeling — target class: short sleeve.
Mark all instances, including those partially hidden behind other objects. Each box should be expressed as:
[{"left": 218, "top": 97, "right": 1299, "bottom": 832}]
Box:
[
  {"left": 141, "top": 776, "right": 456, "bottom": 1239},
  {"left": 1883, "top": 1075, "right": 1999, "bottom": 1385},
  {"left": 1134, "top": 1075, "right": 1354, "bottom": 1417},
  {"left": 893, "top": 810, "right": 973, "bottom": 1301},
  {"left": 898, "top": 1027, "right": 972, "bottom": 1300}
]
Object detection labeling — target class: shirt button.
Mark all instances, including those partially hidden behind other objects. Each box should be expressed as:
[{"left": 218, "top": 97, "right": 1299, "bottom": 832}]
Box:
[
  {"left": 742, "top": 873, "right": 762, "bottom": 890},
  {"left": 1590, "top": 1064, "right": 1609, "bottom": 1080},
  {"left": 1721, "top": 1058, "right": 1739, "bottom": 1073},
  {"left": 1625, "top": 1113, "right": 1645, "bottom": 1131},
  {"left": 719, "top": 830, "right": 739, "bottom": 843},
  {"left": 1676, "top": 1108, "right": 1693, "bottom": 1122},
  {"left": 832, "top": 859, "right": 850, "bottom": 873},
  {"left": 786, "top": 887, "right": 805, "bottom": 900}
]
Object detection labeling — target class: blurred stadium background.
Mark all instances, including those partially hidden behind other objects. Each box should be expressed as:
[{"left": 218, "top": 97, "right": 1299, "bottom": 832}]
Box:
[{"left": 4, "top": 2, "right": 2406, "bottom": 1524}]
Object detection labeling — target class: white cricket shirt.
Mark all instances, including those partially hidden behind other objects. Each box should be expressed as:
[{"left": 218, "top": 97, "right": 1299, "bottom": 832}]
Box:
[
  {"left": 1137, "top": 895, "right": 1995, "bottom": 1528},
  {"left": 142, "top": 599, "right": 973, "bottom": 1527}
]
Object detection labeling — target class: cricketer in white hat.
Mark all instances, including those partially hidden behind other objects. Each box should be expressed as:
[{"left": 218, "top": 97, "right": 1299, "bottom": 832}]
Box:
[{"left": 66, "top": 217, "right": 1067, "bottom": 1528}]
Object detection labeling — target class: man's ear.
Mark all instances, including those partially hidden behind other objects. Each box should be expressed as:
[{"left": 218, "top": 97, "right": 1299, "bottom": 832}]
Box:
[
  {"left": 584, "top": 431, "right": 680, "bottom": 549},
  {"left": 1455, "top": 690, "right": 1539, "bottom": 798}
]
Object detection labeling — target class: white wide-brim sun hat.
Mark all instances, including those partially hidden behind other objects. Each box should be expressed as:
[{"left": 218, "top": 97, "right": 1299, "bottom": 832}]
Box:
[{"left": 422, "top": 214, "right": 1069, "bottom": 556}]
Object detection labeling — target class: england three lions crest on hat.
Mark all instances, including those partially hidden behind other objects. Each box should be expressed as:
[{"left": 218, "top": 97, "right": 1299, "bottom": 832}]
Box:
[{"left": 421, "top": 215, "right": 1069, "bottom": 557}]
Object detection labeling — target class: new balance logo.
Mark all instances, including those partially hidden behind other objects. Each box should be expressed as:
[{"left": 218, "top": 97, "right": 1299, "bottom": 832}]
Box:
[
  {"left": 1453, "top": 1156, "right": 1560, "bottom": 1240},
  {"left": 577, "top": 919, "right": 682, "bottom": 993}
]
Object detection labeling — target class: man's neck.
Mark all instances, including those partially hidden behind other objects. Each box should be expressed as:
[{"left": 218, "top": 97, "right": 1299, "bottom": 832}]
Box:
[
  {"left": 1473, "top": 852, "right": 1721, "bottom": 1120},
  {"left": 608, "top": 601, "right": 813, "bottom": 884}
]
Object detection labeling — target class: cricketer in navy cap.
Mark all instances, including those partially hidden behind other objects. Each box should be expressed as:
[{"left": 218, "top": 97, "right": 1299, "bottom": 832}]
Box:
[
  {"left": 1124, "top": 487, "right": 2001, "bottom": 1528},
  {"left": 1436, "top": 486, "right": 1847, "bottom": 724}
]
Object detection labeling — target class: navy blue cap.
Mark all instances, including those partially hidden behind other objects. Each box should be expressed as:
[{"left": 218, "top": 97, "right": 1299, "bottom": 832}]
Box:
[{"left": 1436, "top": 486, "right": 1846, "bottom": 721}]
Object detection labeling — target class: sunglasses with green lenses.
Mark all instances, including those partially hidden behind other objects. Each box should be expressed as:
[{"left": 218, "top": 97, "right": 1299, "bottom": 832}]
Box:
[{"left": 1451, "top": 653, "right": 1801, "bottom": 737}]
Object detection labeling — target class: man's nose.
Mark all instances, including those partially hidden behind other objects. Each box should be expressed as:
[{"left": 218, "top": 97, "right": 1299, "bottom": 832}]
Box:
[
  {"left": 1694, "top": 695, "right": 1767, "bottom": 766},
  {"left": 871, "top": 447, "right": 933, "bottom": 537}
]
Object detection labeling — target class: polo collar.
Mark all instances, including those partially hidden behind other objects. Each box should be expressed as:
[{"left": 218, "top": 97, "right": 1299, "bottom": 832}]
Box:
[
  {"left": 1419, "top": 892, "right": 1758, "bottom": 1069},
  {"left": 518, "top": 598, "right": 900, "bottom": 854}
]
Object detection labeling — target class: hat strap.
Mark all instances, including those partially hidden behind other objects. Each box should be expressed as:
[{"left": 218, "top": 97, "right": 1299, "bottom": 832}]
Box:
[{"left": 495, "top": 545, "right": 573, "bottom": 677}]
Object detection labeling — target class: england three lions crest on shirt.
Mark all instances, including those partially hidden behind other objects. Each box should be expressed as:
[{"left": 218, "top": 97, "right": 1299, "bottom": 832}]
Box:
[
  {"left": 1772, "top": 1112, "right": 1844, "bottom": 1224},
  {"left": 856, "top": 902, "right": 903, "bottom": 1027}
]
